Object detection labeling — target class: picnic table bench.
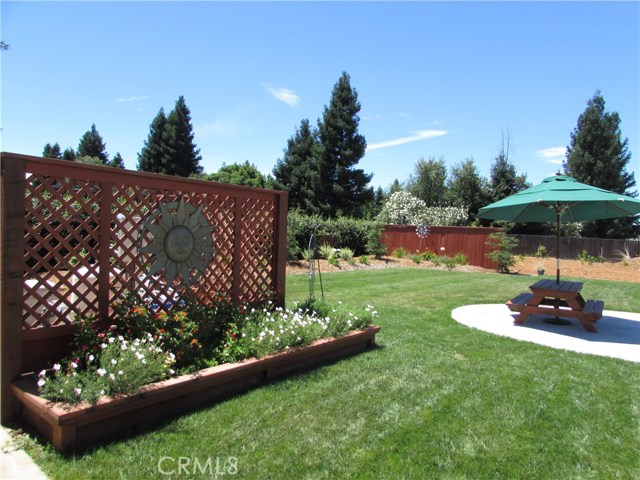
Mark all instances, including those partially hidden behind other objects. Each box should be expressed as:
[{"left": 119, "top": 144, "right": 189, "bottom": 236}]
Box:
[{"left": 506, "top": 279, "right": 604, "bottom": 333}]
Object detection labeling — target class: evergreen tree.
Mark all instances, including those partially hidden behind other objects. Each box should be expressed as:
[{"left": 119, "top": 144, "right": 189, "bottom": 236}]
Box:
[
  {"left": 137, "top": 108, "right": 168, "bottom": 173},
  {"left": 407, "top": 156, "right": 448, "bottom": 206},
  {"left": 42, "top": 143, "right": 62, "bottom": 159},
  {"left": 62, "top": 148, "right": 76, "bottom": 161},
  {"left": 163, "top": 96, "right": 202, "bottom": 177},
  {"left": 109, "top": 152, "right": 126, "bottom": 169},
  {"left": 77, "top": 124, "right": 108, "bottom": 164},
  {"left": 489, "top": 152, "right": 528, "bottom": 202},
  {"left": 564, "top": 90, "right": 638, "bottom": 238},
  {"left": 315, "top": 72, "right": 373, "bottom": 218},
  {"left": 445, "top": 158, "right": 490, "bottom": 222},
  {"left": 273, "top": 118, "right": 320, "bottom": 214},
  {"left": 388, "top": 179, "right": 403, "bottom": 195}
]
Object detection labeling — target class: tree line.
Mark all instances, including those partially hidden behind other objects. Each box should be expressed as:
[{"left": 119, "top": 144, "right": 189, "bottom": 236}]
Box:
[{"left": 42, "top": 74, "right": 637, "bottom": 238}]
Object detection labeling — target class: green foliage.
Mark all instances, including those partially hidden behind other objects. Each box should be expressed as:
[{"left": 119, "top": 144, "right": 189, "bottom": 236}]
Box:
[
  {"left": 195, "top": 161, "right": 272, "bottom": 188},
  {"left": 318, "top": 243, "right": 335, "bottom": 260},
  {"left": 77, "top": 124, "right": 109, "bottom": 165},
  {"left": 42, "top": 143, "right": 62, "bottom": 159},
  {"left": 445, "top": 158, "right": 490, "bottom": 222},
  {"left": 485, "top": 231, "right": 519, "bottom": 273},
  {"left": 108, "top": 152, "right": 125, "bottom": 169},
  {"left": 578, "top": 249, "right": 605, "bottom": 266},
  {"left": 273, "top": 118, "right": 319, "bottom": 214},
  {"left": 286, "top": 211, "right": 384, "bottom": 260},
  {"left": 410, "top": 254, "right": 422, "bottom": 264},
  {"left": 407, "top": 156, "right": 448, "bottom": 206},
  {"left": 489, "top": 152, "right": 529, "bottom": 203},
  {"left": 315, "top": 72, "right": 373, "bottom": 218},
  {"left": 535, "top": 244, "right": 548, "bottom": 259},
  {"left": 301, "top": 248, "right": 315, "bottom": 262},
  {"left": 453, "top": 252, "right": 468, "bottom": 265},
  {"left": 391, "top": 247, "right": 408, "bottom": 258},
  {"left": 421, "top": 249, "right": 437, "bottom": 262},
  {"left": 359, "top": 254, "right": 370, "bottom": 265},
  {"left": 564, "top": 90, "right": 639, "bottom": 238},
  {"left": 378, "top": 191, "right": 467, "bottom": 226},
  {"left": 137, "top": 97, "right": 202, "bottom": 177}
]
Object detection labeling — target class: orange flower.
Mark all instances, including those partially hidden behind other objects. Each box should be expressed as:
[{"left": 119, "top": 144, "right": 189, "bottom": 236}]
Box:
[{"left": 190, "top": 339, "right": 199, "bottom": 348}]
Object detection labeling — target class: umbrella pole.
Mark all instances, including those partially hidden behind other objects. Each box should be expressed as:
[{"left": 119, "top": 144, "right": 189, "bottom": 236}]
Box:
[{"left": 544, "top": 209, "right": 571, "bottom": 326}]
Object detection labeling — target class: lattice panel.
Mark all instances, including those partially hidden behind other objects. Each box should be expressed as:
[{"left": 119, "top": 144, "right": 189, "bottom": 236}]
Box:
[
  {"left": 19, "top": 159, "right": 285, "bottom": 333},
  {"left": 24, "top": 174, "right": 103, "bottom": 328},
  {"left": 237, "top": 197, "right": 276, "bottom": 303}
]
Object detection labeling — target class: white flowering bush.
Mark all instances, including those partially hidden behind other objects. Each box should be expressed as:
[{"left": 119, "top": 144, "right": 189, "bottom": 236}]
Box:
[
  {"left": 378, "top": 192, "right": 467, "bottom": 226},
  {"left": 37, "top": 333, "right": 175, "bottom": 404},
  {"left": 237, "top": 300, "right": 378, "bottom": 359}
]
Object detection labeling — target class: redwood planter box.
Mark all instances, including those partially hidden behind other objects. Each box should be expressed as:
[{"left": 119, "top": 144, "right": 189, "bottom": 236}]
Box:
[{"left": 11, "top": 326, "right": 380, "bottom": 452}]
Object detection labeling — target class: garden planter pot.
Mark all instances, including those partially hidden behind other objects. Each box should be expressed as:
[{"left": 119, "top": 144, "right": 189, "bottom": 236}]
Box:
[{"left": 11, "top": 326, "right": 380, "bottom": 452}]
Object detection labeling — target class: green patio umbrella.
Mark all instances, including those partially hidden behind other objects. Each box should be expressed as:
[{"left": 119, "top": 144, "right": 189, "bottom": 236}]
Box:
[{"left": 478, "top": 175, "right": 640, "bottom": 283}]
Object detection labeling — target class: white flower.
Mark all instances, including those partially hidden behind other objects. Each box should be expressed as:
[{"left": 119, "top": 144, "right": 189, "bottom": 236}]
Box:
[
  {"left": 108, "top": 337, "right": 115, "bottom": 344},
  {"left": 109, "top": 373, "right": 115, "bottom": 381},
  {"left": 38, "top": 369, "right": 47, "bottom": 377},
  {"left": 111, "top": 359, "right": 117, "bottom": 365},
  {"left": 71, "top": 361, "right": 78, "bottom": 369},
  {"left": 53, "top": 363, "right": 61, "bottom": 371},
  {"left": 37, "top": 379, "right": 46, "bottom": 387},
  {"left": 101, "top": 343, "right": 108, "bottom": 349},
  {"left": 96, "top": 368, "right": 107, "bottom": 377},
  {"left": 73, "top": 388, "right": 82, "bottom": 396},
  {"left": 88, "top": 354, "right": 95, "bottom": 363},
  {"left": 118, "top": 370, "right": 123, "bottom": 375}
]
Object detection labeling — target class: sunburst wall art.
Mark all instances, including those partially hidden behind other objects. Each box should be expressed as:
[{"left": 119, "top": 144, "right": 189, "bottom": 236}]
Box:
[{"left": 140, "top": 198, "right": 215, "bottom": 286}]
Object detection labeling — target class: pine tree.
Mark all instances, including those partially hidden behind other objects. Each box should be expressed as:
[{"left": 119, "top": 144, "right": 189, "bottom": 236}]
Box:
[
  {"left": 77, "top": 124, "right": 108, "bottom": 164},
  {"left": 62, "top": 148, "right": 76, "bottom": 161},
  {"left": 42, "top": 143, "right": 62, "bottom": 159},
  {"left": 446, "top": 158, "right": 490, "bottom": 222},
  {"left": 163, "top": 96, "right": 202, "bottom": 177},
  {"left": 315, "top": 72, "right": 373, "bottom": 218},
  {"left": 489, "top": 152, "right": 528, "bottom": 202},
  {"left": 137, "top": 108, "right": 168, "bottom": 173},
  {"left": 109, "top": 152, "right": 125, "bottom": 169},
  {"left": 273, "top": 119, "right": 320, "bottom": 214},
  {"left": 564, "top": 90, "right": 638, "bottom": 238}
]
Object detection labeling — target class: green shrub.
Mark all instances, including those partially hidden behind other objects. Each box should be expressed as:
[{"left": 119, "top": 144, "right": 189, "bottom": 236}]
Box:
[
  {"left": 453, "top": 252, "right": 468, "bottom": 265},
  {"left": 410, "top": 254, "right": 422, "bottom": 264},
  {"left": 485, "top": 232, "right": 519, "bottom": 273},
  {"left": 391, "top": 247, "right": 408, "bottom": 258},
  {"left": 339, "top": 247, "right": 354, "bottom": 263},
  {"left": 318, "top": 243, "right": 335, "bottom": 260},
  {"left": 421, "top": 249, "right": 437, "bottom": 262},
  {"left": 359, "top": 254, "right": 370, "bottom": 265},
  {"left": 442, "top": 256, "right": 457, "bottom": 271}
]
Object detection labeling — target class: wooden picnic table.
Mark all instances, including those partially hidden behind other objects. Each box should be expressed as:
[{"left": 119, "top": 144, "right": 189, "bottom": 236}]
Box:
[{"left": 506, "top": 279, "right": 604, "bottom": 333}]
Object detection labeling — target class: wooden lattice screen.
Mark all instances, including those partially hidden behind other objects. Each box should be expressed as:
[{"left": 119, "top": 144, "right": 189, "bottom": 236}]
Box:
[{"left": 1, "top": 153, "right": 287, "bottom": 418}]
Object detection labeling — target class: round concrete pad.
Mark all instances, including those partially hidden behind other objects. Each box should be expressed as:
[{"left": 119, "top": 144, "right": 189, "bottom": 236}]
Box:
[{"left": 451, "top": 304, "right": 640, "bottom": 363}]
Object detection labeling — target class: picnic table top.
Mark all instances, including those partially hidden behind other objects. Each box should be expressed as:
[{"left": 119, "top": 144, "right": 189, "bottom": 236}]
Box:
[{"left": 529, "top": 279, "right": 584, "bottom": 293}]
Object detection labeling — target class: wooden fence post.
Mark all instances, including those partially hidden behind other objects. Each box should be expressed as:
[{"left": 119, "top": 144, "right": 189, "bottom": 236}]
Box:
[
  {"left": 1, "top": 155, "right": 26, "bottom": 423},
  {"left": 273, "top": 192, "right": 288, "bottom": 307}
]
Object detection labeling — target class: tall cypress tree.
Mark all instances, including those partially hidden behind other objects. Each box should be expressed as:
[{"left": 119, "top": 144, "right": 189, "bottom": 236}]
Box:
[
  {"left": 564, "top": 90, "right": 637, "bottom": 238},
  {"left": 77, "top": 124, "right": 108, "bottom": 164},
  {"left": 315, "top": 72, "right": 373, "bottom": 218},
  {"left": 273, "top": 118, "right": 320, "bottom": 214},
  {"left": 163, "top": 96, "right": 202, "bottom": 177},
  {"left": 109, "top": 152, "right": 125, "bottom": 169},
  {"left": 137, "top": 108, "right": 168, "bottom": 173}
]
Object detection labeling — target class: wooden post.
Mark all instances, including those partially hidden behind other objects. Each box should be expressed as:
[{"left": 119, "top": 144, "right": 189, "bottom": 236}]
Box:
[
  {"left": 98, "top": 182, "right": 113, "bottom": 321},
  {"left": 273, "top": 192, "right": 288, "bottom": 307},
  {"left": 1, "top": 154, "right": 26, "bottom": 422},
  {"left": 231, "top": 198, "right": 243, "bottom": 304}
]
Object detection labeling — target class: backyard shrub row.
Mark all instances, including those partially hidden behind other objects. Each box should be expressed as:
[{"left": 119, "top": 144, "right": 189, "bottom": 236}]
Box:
[{"left": 287, "top": 210, "right": 386, "bottom": 260}]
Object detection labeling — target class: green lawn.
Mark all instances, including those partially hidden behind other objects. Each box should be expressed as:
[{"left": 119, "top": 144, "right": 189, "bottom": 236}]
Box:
[{"left": 18, "top": 268, "right": 640, "bottom": 479}]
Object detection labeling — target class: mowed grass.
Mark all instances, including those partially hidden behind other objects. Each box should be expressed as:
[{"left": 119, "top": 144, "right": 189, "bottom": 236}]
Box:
[{"left": 20, "top": 269, "right": 640, "bottom": 479}]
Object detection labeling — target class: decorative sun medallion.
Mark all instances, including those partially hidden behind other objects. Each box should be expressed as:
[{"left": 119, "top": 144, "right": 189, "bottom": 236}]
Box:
[
  {"left": 140, "top": 198, "right": 215, "bottom": 286},
  {"left": 416, "top": 223, "right": 430, "bottom": 238}
]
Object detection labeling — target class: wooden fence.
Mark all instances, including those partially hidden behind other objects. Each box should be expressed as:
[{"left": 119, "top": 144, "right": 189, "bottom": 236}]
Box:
[
  {"left": 1, "top": 152, "right": 288, "bottom": 421},
  {"left": 510, "top": 234, "right": 640, "bottom": 260},
  {"left": 381, "top": 225, "right": 501, "bottom": 270}
]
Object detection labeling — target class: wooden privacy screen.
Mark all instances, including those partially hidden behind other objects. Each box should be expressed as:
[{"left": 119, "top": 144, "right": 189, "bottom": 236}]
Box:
[
  {"left": 381, "top": 225, "right": 501, "bottom": 270},
  {"left": 1, "top": 153, "right": 287, "bottom": 381}
]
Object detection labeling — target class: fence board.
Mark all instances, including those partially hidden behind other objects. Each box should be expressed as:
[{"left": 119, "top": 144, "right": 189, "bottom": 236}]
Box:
[{"left": 510, "top": 234, "right": 640, "bottom": 260}]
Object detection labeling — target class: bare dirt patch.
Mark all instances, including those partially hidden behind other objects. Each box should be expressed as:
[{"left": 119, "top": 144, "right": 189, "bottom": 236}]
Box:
[{"left": 286, "top": 256, "right": 640, "bottom": 283}]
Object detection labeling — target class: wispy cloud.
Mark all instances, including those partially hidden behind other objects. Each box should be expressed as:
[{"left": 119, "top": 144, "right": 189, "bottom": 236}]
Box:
[
  {"left": 362, "top": 114, "right": 381, "bottom": 121},
  {"left": 264, "top": 84, "right": 300, "bottom": 107},
  {"left": 117, "top": 95, "right": 148, "bottom": 103},
  {"left": 367, "top": 130, "right": 448, "bottom": 151},
  {"left": 538, "top": 146, "right": 566, "bottom": 165}
]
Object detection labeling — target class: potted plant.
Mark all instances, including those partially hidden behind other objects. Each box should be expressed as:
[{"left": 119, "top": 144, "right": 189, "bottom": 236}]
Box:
[{"left": 534, "top": 244, "right": 548, "bottom": 275}]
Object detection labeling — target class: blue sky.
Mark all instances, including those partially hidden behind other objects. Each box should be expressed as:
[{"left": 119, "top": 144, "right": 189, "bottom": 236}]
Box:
[{"left": 2, "top": 1, "right": 638, "bottom": 191}]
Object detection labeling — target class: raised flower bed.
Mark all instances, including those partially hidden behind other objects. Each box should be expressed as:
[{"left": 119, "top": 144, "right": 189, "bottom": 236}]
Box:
[{"left": 11, "top": 325, "right": 380, "bottom": 452}]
